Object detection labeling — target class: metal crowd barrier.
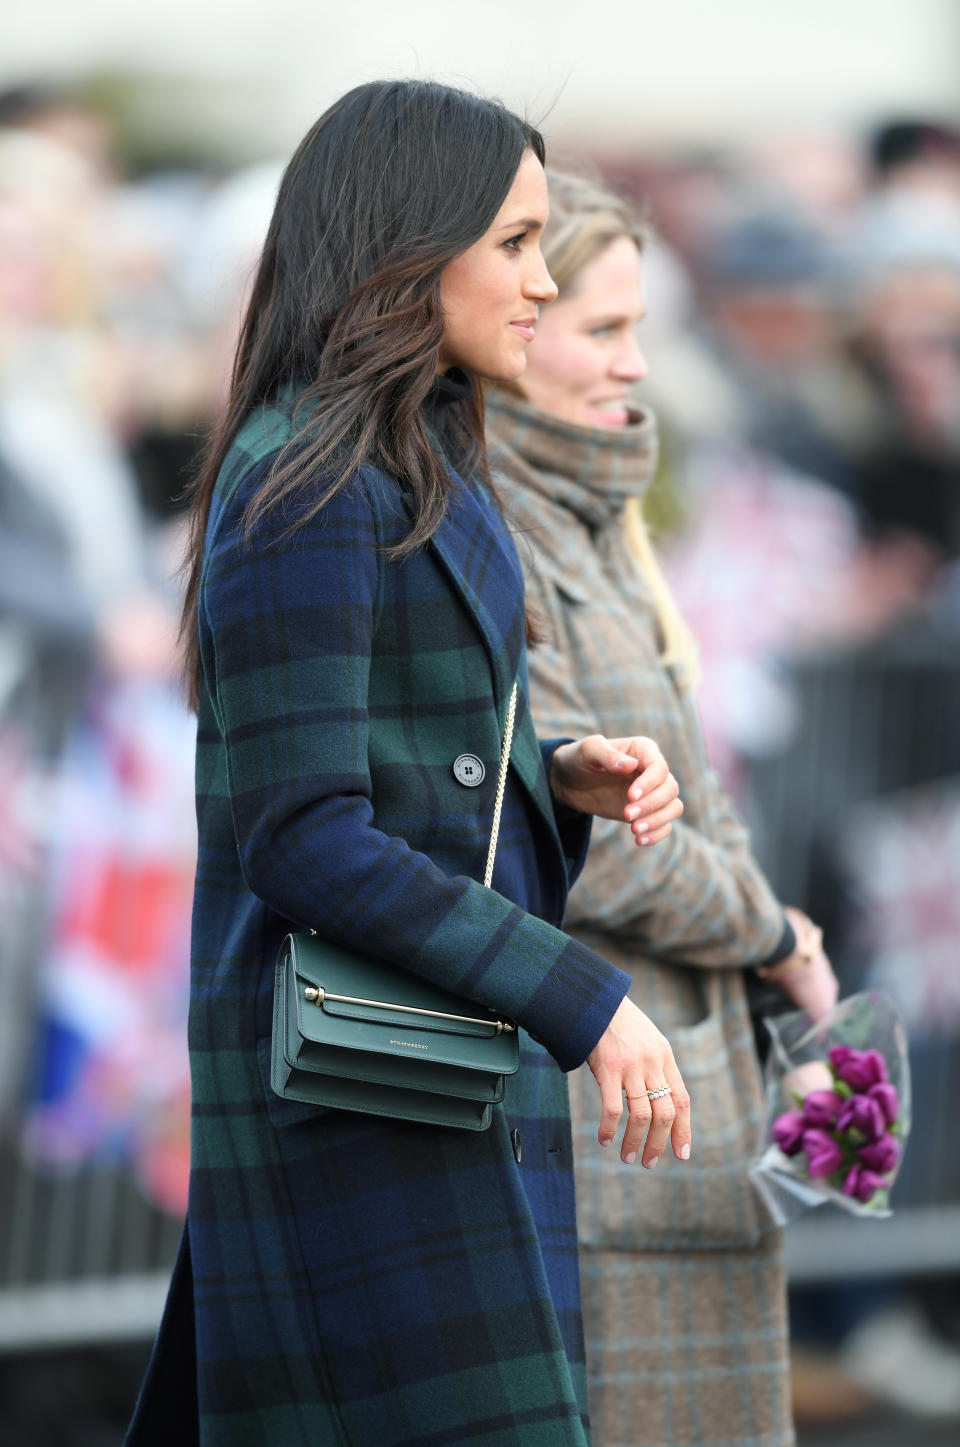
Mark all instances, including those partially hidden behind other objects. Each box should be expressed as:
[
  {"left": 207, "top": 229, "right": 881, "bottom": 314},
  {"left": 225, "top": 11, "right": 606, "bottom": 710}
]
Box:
[
  {"left": 1, "top": 616, "right": 958, "bottom": 1353},
  {"left": 745, "top": 613, "right": 960, "bottom": 1280}
]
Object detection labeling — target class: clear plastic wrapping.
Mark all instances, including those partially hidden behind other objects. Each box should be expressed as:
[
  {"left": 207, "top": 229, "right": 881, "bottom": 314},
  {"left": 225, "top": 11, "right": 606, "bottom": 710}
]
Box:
[{"left": 750, "top": 990, "right": 911, "bottom": 1225}]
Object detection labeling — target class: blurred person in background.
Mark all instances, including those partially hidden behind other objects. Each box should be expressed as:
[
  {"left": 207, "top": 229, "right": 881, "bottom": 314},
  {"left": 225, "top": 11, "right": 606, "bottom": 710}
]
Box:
[
  {"left": 0, "top": 81, "right": 116, "bottom": 186},
  {"left": 664, "top": 118, "right": 960, "bottom": 1427},
  {"left": 0, "top": 121, "right": 177, "bottom": 674},
  {"left": 841, "top": 203, "right": 960, "bottom": 568},
  {"left": 0, "top": 448, "right": 92, "bottom": 1117},
  {"left": 487, "top": 170, "right": 839, "bottom": 1447},
  {"left": 630, "top": 122, "right": 960, "bottom": 792},
  {"left": 126, "top": 79, "right": 691, "bottom": 1447},
  {"left": 0, "top": 102, "right": 200, "bottom": 1216},
  {"left": 867, "top": 116, "right": 960, "bottom": 207},
  {"left": 696, "top": 203, "right": 873, "bottom": 496},
  {"left": 177, "top": 159, "right": 283, "bottom": 413}
]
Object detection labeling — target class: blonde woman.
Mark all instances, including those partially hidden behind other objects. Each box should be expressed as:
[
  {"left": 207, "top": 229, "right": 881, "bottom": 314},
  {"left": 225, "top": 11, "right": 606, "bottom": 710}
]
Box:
[{"left": 487, "top": 172, "right": 838, "bottom": 1447}]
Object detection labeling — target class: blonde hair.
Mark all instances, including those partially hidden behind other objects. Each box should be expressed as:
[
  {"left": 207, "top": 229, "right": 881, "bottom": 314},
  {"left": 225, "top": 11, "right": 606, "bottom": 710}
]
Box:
[{"left": 535, "top": 171, "right": 700, "bottom": 692}]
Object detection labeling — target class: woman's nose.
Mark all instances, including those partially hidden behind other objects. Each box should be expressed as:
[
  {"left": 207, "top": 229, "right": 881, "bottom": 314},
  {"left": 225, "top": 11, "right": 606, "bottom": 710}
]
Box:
[
  {"left": 524, "top": 255, "right": 558, "bottom": 305},
  {"left": 614, "top": 331, "right": 648, "bottom": 382}
]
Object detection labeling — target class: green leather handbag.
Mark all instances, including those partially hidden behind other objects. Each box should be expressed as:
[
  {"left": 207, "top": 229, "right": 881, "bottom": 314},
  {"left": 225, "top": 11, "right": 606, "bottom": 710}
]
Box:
[{"left": 270, "top": 684, "right": 521, "bottom": 1130}]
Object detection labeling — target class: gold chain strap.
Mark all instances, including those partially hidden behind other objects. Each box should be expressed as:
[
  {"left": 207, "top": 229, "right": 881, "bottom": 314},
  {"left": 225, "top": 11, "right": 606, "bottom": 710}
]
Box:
[{"left": 483, "top": 682, "right": 518, "bottom": 889}]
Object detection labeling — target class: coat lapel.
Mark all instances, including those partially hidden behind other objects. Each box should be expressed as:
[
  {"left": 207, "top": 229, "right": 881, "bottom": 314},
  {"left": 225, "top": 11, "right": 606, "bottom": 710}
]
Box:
[
  {"left": 429, "top": 475, "right": 525, "bottom": 714},
  {"left": 430, "top": 475, "right": 565, "bottom": 859}
]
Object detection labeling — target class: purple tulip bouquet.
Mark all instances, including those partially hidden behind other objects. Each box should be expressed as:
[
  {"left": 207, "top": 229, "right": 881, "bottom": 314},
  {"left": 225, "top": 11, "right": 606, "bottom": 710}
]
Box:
[{"left": 751, "top": 991, "right": 910, "bottom": 1223}]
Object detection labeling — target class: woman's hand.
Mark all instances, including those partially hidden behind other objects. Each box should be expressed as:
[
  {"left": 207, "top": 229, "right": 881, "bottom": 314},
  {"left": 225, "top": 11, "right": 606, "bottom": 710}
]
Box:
[
  {"left": 586, "top": 996, "right": 692, "bottom": 1166},
  {"left": 769, "top": 948, "right": 839, "bottom": 1022},
  {"left": 550, "top": 734, "right": 683, "bottom": 845},
  {"left": 757, "top": 907, "right": 840, "bottom": 1023}
]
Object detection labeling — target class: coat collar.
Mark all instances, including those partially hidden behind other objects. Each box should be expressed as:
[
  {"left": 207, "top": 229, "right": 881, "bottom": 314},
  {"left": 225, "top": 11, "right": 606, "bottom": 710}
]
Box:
[{"left": 486, "top": 387, "right": 659, "bottom": 532}]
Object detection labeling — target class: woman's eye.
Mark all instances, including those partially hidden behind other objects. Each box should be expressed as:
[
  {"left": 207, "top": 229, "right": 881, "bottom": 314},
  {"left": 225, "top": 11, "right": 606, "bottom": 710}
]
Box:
[{"left": 503, "top": 232, "right": 527, "bottom": 253}]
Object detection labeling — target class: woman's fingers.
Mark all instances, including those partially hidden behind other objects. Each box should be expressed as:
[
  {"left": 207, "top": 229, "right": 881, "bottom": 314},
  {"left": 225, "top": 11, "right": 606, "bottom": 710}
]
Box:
[
  {"left": 629, "top": 800, "right": 684, "bottom": 840},
  {"left": 593, "top": 1059, "right": 625, "bottom": 1148},
  {"left": 631, "top": 775, "right": 683, "bottom": 821},
  {"left": 619, "top": 1086, "right": 653, "bottom": 1164},
  {"left": 627, "top": 781, "right": 684, "bottom": 844},
  {"left": 667, "top": 1066, "right": 693, "bottom": 1161},
  {"left": 586, "top": 998, "right": 693, "bottom": 1167},
  {"left": 636, "top": 1087, "right": 677, "bottom": 1168},
  {"left": 626, "top": 746, "right": 668, "bottom": 802}
]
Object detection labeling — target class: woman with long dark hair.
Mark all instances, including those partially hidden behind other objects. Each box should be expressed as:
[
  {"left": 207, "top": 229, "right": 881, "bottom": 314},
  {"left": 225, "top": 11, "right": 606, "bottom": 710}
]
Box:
[{"left": 126, "top": 83, "right": 690, "bottom": 1447}]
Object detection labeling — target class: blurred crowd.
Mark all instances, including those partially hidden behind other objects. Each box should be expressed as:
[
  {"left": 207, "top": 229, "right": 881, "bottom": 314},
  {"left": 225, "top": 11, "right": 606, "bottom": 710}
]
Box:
[
  {"left": 0, "top": 80, "right": 959, "bottom": 1436},
  {"left": 613, "top": 121, "right": 960, "bottom": 783},
  {"left": 615, "top": 120, "right": 960, "bottom": 1429},
  {"left": 0, "top": 85, "right": 285, "bottom": 1221}
]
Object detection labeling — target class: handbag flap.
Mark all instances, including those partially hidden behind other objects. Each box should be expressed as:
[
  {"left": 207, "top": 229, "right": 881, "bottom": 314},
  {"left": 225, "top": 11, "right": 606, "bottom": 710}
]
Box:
[{"left": 285, "top": 934, "right": 520, "bottom": 1075}]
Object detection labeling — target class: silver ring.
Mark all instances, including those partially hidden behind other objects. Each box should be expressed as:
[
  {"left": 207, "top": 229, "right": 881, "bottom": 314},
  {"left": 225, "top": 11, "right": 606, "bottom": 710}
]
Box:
[{"left": 647, "top": 1085, "right": 672, "bottom": 1101}]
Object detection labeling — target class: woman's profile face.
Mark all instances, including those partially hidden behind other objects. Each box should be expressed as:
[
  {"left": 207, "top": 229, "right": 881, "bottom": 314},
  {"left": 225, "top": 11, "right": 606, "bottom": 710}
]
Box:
[
  {"left": 521, "top": 234, "right": 648, "bottom": 428},
  {"left": 439, "top": 150, "right": 558, "bottom": 381}
]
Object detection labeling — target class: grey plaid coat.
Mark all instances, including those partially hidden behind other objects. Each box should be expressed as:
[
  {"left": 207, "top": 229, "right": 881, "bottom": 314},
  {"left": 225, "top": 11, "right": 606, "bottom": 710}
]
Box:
[
  {"left": 125, "top": 382, "right": 634, "bottom": 1447},
  {"left": 488, "top": 389, "right": 796, "bottom": 1447}
]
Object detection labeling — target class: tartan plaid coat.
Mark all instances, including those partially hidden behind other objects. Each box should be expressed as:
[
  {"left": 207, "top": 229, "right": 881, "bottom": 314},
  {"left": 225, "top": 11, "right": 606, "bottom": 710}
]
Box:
[
  {"left": 488, "top": 390, "right": 796, "bottom": 1447},
  {"left": 126, "top": 383, "right": 631, "bottom": 1447}
]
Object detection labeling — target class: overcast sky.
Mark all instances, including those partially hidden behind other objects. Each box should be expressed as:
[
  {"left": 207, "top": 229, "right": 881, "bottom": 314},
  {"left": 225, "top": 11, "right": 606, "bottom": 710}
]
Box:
[{"left": 4, "top": 0, "right": 959, "bottom": 155}]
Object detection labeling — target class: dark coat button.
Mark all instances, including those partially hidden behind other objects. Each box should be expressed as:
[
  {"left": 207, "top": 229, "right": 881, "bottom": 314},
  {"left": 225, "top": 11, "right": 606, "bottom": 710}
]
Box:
[
  {"left": 511, "top": 1129, "right": 522, "bottom": 1164},
  {"left": 453, "top": 754, "right": 486, "bottom": 787}
]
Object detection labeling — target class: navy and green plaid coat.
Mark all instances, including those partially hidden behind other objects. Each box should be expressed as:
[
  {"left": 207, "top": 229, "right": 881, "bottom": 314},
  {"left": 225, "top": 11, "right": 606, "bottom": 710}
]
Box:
[{"left": 126, "top": 390, "right": 630, "bottom": 1447}]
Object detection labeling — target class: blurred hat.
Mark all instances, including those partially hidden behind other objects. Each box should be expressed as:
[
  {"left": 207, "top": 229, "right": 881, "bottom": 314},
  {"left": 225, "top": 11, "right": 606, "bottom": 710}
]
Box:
[
  {"left": 870, "top": 118, "right": 960, "bottom": 178},
  {"left": 703, "top": 206, "right": 830, "bottom": 289}
]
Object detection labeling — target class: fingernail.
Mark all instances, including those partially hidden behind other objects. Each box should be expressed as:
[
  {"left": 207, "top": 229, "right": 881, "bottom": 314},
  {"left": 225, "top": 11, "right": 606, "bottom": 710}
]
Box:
[
  {"left": 643, "top": 1156, "right": 658, "bottom": 1169},
  {"left": 625, "top": 1150, "right": 637, "bottom": 1165},
  {"left": 600, "top": 1136, "right": 612, "bottom": 1147},
  {"left": 625, "top": 805, "right": 641, "bottom": 820},
  {"left": 680, "top": 1144, "right": 691, "bottom": 1161}
]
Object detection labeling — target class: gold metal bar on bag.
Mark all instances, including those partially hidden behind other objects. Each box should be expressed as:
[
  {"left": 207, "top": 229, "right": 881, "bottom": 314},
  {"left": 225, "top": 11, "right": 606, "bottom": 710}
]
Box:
[{"left": 302, "top": 985, "right": 516, "bottom": 1034}]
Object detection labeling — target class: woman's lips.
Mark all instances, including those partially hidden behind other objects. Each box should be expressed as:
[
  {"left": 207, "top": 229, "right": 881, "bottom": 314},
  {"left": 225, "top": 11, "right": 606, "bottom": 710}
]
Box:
[
  {"left": 586, "top": 399, "right": 630, "bottom": 426},
  {"left": 509, "top": 320, "right": 536, "bottom": 342}
]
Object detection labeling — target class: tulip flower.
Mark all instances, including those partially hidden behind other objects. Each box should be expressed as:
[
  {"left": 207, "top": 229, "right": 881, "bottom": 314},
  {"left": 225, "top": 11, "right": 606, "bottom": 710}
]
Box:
[
  {"left": 772, "top": 1110, "right": 806, "bottom": 1156},
  {"left": 868, "top": 1082, "right": 899, "bottom": 1127},
  {"left": 801, "top": 1090, "right": 845, "bottom": 1128},
  {"left": 843, "top": 1164, "right": 886, "bottom": 1204},
  {"left": 802, "top": 1127, "right": 845, "bottom": 1178},
  {"left": 857, "top": 1135, "right": 900, "bottom": 1174},
  {"left": 835, "top": 1048, "right": 888, "bottom": 1092},
  {"left": 828, "top": 1045, "right": 856, "bottom": 1072},
  {"left": 836, "top": 1094, "right": 886, "bottom": 1142}
]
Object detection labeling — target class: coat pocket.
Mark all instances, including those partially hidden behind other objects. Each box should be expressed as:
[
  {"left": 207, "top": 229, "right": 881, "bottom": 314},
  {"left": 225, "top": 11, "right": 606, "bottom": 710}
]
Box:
[{"left": 571, "top": 1010, "right": 768, "bottom": 1252}]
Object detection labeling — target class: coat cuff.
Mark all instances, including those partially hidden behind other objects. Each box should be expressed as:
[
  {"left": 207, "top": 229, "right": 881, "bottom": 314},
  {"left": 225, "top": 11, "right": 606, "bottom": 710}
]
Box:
[
  {"left": 540, "top": 738, "right": 593, "bottom": 887},
  {"left": 528, "top": 941, "right": 631, "bottom": 1072},
  {"left": 758, "top": 915, "right": 797, "bottom": 968}
]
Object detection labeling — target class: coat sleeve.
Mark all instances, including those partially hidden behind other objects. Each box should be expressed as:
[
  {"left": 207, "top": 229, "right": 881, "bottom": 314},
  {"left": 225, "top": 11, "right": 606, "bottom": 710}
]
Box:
[
  {"left": 521, "top": 571, "right": 789, "bottom": 970},
  {"left": 200, "top": 460, "right": 629, "bottom": 1070},
  {"left": 539, "top": 736, "right": 593, "bottom": 887}
]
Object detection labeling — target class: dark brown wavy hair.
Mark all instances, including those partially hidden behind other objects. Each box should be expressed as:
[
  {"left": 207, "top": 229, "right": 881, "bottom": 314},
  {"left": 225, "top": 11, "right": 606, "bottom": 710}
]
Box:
[{"left": 180, "top": 79, "right": 545, "bottom": 708}]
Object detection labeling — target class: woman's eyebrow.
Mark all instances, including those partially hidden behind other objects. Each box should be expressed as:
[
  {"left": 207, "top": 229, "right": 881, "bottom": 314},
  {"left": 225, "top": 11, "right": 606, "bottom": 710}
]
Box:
[
  {"left": 497, "top": 217, "right": 545, "bottom": 232},
  {"left": 585, "top": 310, "right": 647, "bottom": 327}
]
